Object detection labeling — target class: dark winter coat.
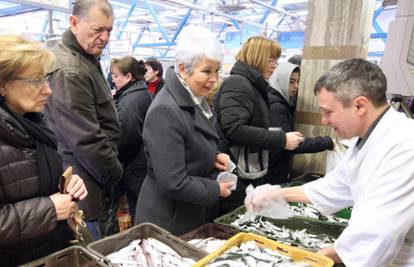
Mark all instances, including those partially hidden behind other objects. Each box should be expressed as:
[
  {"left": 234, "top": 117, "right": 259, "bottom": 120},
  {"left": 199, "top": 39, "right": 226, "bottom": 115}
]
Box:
[
  {"left": 213, "top": 61, "right": 286, "bottom": 215},
  {"left": 135, "top": 67, "right": 221, "bottom": 236},
  {"left": 214, "top": 61, "right": 286, "bottom": 155},
  {"left": 113, "top": 80, "right": 152, "bottom": 201},
  {"left": 267, "top": 62, "right": 333, "bottom": 184},
  {"left": 0, "top": 105, "right": 72, "bottom": 266},
  {"left": 44, "top": 30, "right": 122, "bottom": 221}
]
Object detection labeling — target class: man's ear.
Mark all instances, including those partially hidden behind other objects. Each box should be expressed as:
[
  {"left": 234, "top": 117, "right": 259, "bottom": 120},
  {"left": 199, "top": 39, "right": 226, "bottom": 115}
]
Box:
[
  {"left": 354, "top": 96, "right": 369, "bottom": 114},
  {"left": 69, "top": 15, "right": 78, "bottom": 32}
]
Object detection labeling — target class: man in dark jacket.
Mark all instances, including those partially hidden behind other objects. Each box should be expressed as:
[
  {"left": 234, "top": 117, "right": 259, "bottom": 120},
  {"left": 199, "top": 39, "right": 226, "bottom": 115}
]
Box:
[
  {"left": 268, "top": 62, "right": 334, "bottom": 185},
  {"left": 44, "top": 0, "right": 122, "bottom": 239}
]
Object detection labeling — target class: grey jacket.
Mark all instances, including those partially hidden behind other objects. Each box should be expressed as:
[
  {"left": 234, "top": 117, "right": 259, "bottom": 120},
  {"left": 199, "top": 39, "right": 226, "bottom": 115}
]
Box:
[
  {"left": 135, "top": 67, "right": 220, "bottom": 235},
  {"left": 44, "top": 30, "right": 122, "bottom": 220}
]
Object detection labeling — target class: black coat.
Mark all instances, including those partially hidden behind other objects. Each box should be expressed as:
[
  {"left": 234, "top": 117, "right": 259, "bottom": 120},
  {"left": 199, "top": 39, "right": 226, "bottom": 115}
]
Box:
[
  {"left": 267, "top": 89, "right": 333, "bottom": 184},
  {"left": 214, "top": 61, "right": 287, "bottom": 215},
  {"left": 0, "top": 106, "right": 72, "bottom": 266},
  {"left": 113, "top": 80, "right": 152, "bottom": 198},
  {"left": 214, "top": 61, "right": 286, "bottom": 153},
  {"left": 45, "top": 30, "right": 122, "bottom": 220},
  {"left": 135, "top": 67, "right": 221, "bottom": 235}
]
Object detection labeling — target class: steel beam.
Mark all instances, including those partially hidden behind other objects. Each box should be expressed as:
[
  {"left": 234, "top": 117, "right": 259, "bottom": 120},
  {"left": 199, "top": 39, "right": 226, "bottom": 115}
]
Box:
[
  {"left": 143, "top": 0, "right": 170, "bottom": 42},
  {"left": 259, "top": 0, "right": 277, "bottom": 24},
  {"left": 116, "top": 0, "right": 136, "bottom": 40},
  {"left": 163, "top": 0, "right": 265, "bottom": 29},
  {"left": 0, "top": 5, "right": 40, "bottom": 17}
]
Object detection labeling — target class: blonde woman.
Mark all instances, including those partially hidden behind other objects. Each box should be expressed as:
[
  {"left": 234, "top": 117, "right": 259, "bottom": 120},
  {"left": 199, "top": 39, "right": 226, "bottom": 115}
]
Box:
[
  {"left": 214, "top": 36, "right": 304, "bottom": 214},
  {"left": 0, "top": 35, "right": 87, "bottom": 266}
]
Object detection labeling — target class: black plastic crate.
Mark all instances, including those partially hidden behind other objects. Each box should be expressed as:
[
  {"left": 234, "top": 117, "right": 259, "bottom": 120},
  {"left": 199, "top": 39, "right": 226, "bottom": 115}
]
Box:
[
  {"left": 21, "top": 245, "right": 106, "bottom": 267},
  {"left": 87, "top": 222, "right": 207, "bottom": 265},
  {"left": 179, "top": 223, "right": 238, "bottom": 242}
]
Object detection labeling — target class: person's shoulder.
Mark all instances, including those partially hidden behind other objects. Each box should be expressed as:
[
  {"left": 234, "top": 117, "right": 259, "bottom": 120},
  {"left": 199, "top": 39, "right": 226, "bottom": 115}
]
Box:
[
  {"left": 220, "top": 74, "right": 255, "bottom": 96},
  {"left": 51, "top": 43, "right": 87, "bottom": 74}
]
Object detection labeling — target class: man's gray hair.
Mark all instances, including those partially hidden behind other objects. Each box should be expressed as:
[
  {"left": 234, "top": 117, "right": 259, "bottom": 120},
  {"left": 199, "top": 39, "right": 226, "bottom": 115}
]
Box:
[
  {"left": 72, "top": 0, "right": 113, "bottom": 18},
  {"left": 314, "top": 58, "right": 387, "bottom": 107},
  {"left": 174, "top": 25, "right": 224, "bottom": 74}
]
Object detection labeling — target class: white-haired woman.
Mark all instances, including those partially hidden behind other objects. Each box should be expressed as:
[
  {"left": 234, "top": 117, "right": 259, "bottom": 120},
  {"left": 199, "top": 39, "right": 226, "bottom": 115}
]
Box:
[{"left": 135, "top": 25, "right": 234, "bottom": 235}]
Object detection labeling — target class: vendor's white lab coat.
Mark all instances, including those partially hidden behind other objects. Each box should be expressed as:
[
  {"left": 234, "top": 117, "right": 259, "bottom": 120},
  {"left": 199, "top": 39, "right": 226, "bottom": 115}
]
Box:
[{"left": 304, "top": 108, "right": 414, "bottom": 267}]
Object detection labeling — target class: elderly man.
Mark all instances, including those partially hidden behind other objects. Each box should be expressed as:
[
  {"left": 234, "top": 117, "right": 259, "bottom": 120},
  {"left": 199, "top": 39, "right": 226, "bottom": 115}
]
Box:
[
  {"left": 245, "top": 58, "right": 414, "bottom": 266},
  {"left": 45, "top": 0, "right": 122, "bottom": 239}
]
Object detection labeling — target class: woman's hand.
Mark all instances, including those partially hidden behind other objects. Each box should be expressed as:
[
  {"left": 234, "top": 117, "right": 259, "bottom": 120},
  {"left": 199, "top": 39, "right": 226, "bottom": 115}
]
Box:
[
  {"left": 219, "top": 181, "right": 234, "bottom": 198},
  {"left": 215, "top": 153, "right": 230, "bottom": 171},
  {"left": 284, "top": 131, "right": 304, "bottom": 150},
  {"left": 49, "top": 193, "right": 76, "bottom": 221},
  {"left": 65, "top": 174, "right": 88, "bottom": 200}
]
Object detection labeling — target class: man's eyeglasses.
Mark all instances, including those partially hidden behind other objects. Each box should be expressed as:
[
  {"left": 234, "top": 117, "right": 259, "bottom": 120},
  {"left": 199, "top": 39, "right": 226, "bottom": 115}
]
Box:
[
  {"left": 10, "top": 74, "right": 50, "bottom": 89},
  {"left": 268, "top": 58, "right": 279, "bottom": 66}
]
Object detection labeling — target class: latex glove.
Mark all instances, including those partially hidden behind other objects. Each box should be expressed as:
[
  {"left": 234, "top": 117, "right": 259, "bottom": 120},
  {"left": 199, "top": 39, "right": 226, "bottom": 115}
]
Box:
[
  {"left": 215, "top": 153, "right": 230, "bottom": 171},
  {"left": 244, "top": 184, "right": 285, "bottom": 213},
  {"left": 285, "top": 131, "right": 304, "bottom": 150},
  {"left": 65, "top": 174, "right": 88, "bottom": 200}
]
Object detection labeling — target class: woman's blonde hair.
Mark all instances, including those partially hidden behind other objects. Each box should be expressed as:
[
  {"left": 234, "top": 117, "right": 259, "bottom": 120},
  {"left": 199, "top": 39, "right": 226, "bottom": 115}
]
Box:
[
  {"left": 0, "top": 34, "right": 55, "bottom": 87},
  {"left": 236, "top": 36, "right": 281, "bottom": 74}
]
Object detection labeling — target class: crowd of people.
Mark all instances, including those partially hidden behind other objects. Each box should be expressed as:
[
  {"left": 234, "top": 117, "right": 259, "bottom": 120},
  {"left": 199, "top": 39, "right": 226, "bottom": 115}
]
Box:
[{"left": 1, "top": 0, "right": 414, "bottom": 266}]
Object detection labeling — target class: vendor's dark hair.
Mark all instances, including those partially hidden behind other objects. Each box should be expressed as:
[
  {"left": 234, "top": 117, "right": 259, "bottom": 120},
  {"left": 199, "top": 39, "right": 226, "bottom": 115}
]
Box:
[{"left": 314, "top": 58, "right": 387, "bottom": 107}]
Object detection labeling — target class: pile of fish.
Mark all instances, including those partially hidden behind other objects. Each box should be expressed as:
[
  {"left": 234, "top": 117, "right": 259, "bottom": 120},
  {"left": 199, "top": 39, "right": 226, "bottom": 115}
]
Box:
[
  {"left": 188, "top": 237, "right": 227, "bottom": 253},
  {"left": 106, "top": 237, "right": 196, "bottom": 266},
  {"left": 231, "top": 215, "right": 335, "bottom": 250},
  {"left": 206, "top": 240, "right": 311, "bottom": 267},
  {"left": 289, "top": 203, "right": 349, "bottom": 224}
]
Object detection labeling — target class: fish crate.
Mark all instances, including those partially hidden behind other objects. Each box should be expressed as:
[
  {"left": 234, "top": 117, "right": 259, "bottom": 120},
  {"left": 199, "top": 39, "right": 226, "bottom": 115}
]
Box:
[
  {"left": 288, "top": 202, "right": 351, "bottom": 222},
  {"left": 180, "top": 223, "right": 238, "bottom": 242},
  {"left": 214, "top": 206, "right": 345, "bottom": 247},
  {"left": 21, "top": 245, "right": 107, "bottom": 267},
  {"left": 87, "top": 222, "right": 207, "bottom": 265},
  {"left": 194, "top": 232, "right": 334, "bottom": 267}
]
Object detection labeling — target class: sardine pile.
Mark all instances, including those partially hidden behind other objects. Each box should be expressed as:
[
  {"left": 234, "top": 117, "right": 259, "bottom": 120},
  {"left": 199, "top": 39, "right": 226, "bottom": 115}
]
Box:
[
  {"left": 206, "top": 240, "right": 311, "bottom": 267},
  {"left": 289, "top": 203, "right": 349, "bottom": 224},
  {"left": 188, "top": 237, "right": 227, "bottom": 253},
  {"left": 106, "top": 237, "right": 196, "bottom": 266},
  {"left": 231, "top": 215, "right": 335, "bottom": 250}
]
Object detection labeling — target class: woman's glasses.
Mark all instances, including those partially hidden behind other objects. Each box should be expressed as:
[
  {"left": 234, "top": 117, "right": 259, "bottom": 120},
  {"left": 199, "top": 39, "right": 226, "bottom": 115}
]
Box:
[
  {"left": 268, "top": 58, "right": 279, "bottom": 66},
  {"left": 10, "top": 74, "right": 51, "bottom": 89}
]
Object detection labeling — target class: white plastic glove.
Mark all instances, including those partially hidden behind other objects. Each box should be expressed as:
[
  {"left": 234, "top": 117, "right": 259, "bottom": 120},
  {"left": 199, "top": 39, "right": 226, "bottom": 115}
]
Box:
[{"left": 244, "top": 184, "right": 293, "bottom": 219}]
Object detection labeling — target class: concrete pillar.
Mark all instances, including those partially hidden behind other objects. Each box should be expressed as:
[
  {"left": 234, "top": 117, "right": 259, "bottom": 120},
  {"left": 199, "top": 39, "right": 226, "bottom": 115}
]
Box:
[{"left": 291, "top": 0, "right": 375, "bottom": 176}]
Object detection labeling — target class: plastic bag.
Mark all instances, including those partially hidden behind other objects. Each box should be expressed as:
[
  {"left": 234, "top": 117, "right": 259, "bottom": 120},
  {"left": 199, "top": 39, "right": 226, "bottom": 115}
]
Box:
[
  {"left": 241, "top": 184, "right": 294, "bottom": 222},
  {"left": 216, "top": 172, "right": 237, "bottom": 191},
  {"left": 325, "top": 139, "right": 348, "bottom": 172},
  {"left": 216, "top": 158, "right": 238, "bottom": 191}
]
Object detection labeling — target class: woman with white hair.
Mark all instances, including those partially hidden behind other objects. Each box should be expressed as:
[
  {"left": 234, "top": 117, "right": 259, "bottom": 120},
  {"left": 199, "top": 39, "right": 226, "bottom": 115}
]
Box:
[{"left": 135, "top": 25, "right": 234, "bottom": 235}]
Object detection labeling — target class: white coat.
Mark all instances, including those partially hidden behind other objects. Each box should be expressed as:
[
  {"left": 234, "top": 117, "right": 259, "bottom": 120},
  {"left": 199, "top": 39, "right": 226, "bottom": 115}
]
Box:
[{"left": 304, "top": 108, "right": 414, "bottom": 267}]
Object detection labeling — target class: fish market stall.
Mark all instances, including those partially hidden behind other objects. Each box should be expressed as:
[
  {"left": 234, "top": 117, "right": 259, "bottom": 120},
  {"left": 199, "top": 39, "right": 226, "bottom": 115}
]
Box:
[
  {"left": 194, "top": 232, "right": 334, "bottom": 267},
  {"left": 215, "top": 206, "right": 345, "bottom": 251},
  {"left": 180, "top": 223, "right": 239, "bottom": 253},
  {"left": 87, "top": 223, "right": 206, "bottom": 266}
]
